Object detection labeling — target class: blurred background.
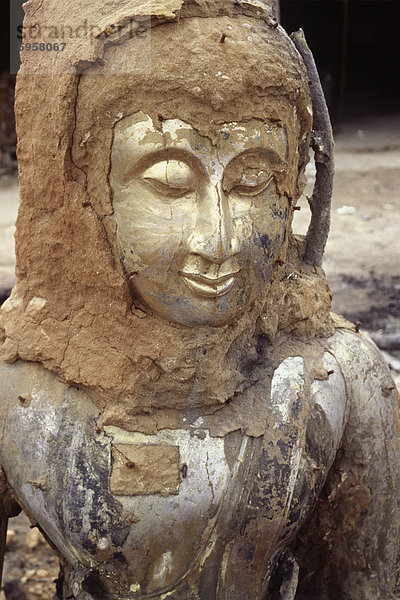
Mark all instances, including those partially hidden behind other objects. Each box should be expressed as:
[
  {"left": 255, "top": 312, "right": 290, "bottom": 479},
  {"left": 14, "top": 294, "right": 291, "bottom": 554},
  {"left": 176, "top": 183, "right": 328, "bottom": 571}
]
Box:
[
  {"left": 0, "top": 1, "right": 399, "bottom": 598},
  {"left": 281, "top": 0, "right": 400, "bottom": 387}
]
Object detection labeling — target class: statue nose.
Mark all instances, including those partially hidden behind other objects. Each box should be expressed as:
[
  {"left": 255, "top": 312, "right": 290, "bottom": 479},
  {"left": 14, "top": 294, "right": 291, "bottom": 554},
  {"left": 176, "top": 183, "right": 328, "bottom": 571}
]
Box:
[{"left": 188, "top": 183, "right": 240, "bottom": 264}]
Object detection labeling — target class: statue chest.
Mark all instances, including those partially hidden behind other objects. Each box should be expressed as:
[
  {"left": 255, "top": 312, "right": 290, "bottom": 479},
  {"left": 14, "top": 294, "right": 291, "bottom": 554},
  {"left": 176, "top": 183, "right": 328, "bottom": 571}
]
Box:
[{"left": 0, "top": 353, "right": 347, "bottom": 599}]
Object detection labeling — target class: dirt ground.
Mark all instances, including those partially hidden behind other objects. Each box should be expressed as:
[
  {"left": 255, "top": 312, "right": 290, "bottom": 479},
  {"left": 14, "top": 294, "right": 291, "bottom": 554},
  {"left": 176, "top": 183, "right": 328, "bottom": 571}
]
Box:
[{"left": 0, "top": 112, "right": 399, "bottom": 598}]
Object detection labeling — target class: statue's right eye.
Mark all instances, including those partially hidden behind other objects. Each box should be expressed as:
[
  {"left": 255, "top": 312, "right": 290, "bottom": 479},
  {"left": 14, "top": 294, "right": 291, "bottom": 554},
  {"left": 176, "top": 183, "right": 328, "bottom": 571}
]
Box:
[{"left": 141, "top": 160, "right": 196, "bottom": 198}]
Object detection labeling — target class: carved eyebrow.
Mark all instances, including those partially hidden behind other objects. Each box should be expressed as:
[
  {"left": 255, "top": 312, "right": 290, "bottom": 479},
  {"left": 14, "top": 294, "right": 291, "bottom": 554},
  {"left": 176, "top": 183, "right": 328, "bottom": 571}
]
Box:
[{"left": 225, "top": 147, "right": 286, "bottom": 168}]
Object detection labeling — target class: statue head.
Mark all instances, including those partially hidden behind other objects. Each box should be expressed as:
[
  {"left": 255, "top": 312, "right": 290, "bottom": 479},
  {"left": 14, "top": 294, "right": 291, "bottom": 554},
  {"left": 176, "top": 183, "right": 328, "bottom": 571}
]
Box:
[
  {"left": 73, "top": 6, "right": 313, "bottom": 327},
  {"left": 2, "top": 0, "right": 332, "bottom": 409}
]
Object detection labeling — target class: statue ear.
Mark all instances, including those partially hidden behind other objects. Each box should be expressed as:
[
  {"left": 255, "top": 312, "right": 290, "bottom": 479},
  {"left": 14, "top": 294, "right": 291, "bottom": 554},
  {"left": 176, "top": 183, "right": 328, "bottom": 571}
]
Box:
[{"left": 291, "top": 29, "right": 334, "bottom": 269}]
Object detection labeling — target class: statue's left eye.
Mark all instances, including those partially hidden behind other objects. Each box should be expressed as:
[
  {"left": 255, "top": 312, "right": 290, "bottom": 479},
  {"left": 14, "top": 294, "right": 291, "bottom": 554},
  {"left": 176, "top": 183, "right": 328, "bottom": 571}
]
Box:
[
  {"left": 231, "top": 169, "right": 273, "bottom": 197},
  {"left": 141, "top": 160, "right": 196, "bottom": 198}
]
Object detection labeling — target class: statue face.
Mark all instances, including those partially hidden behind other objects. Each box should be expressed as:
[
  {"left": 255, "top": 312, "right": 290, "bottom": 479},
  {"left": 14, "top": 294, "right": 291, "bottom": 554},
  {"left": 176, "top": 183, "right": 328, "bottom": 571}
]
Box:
[{"left": 110, "top": 112, "right": 290, "bottom": 327}]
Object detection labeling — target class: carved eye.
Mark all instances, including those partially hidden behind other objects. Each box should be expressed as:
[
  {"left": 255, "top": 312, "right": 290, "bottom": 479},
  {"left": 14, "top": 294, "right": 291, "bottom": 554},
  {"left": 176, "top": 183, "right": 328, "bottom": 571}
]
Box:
[
  {"left": 231, "top": 169, "right": 273, "bottom": 196},
  {"left": 141, "top": 160, "right": 196, "bottom": 198}
]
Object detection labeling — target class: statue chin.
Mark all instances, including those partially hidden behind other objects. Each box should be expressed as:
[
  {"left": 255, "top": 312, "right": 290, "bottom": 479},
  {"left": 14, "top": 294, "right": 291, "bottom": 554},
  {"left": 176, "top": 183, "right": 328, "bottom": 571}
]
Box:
[{"left": 127, "top": 270, "right": 260, "bottom": 328}]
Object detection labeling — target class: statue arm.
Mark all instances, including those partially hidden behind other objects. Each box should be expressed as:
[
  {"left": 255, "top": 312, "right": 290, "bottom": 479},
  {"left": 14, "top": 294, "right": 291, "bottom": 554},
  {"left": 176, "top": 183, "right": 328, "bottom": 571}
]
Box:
[{"left": 294, "top": 330, "right": 400, "bottom": 599}]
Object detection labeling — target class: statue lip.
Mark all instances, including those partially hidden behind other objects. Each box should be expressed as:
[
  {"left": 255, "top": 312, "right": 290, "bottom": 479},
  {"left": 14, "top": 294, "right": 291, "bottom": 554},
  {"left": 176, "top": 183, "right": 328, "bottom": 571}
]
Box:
[{"left": 180, "top": 270, "right": 239, "bottom": 298}]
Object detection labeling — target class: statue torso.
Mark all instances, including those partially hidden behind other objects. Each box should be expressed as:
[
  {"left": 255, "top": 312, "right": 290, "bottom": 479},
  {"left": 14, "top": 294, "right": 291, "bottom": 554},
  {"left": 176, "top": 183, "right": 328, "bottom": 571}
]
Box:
[{"left": 0, "top": 334, "right": 349, "bottom": 599}]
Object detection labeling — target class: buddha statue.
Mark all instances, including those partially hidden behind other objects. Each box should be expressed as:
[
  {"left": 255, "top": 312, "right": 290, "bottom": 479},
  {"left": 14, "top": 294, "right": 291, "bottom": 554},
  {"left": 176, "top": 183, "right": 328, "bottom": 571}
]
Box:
[{"left": 0, "top": 0, "right": 399, "bottom": 598}]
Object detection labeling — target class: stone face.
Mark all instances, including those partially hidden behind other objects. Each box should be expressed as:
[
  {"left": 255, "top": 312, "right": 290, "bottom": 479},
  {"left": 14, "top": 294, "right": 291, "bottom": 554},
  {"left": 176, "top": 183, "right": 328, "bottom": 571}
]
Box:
[{"left": 109, "top": 114, "right": 291, "bottom": 328}]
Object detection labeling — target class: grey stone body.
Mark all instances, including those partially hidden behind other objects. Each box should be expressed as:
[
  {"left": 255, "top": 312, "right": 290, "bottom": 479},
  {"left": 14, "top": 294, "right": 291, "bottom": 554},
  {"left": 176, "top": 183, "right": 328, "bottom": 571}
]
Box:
[{"left": 0, "top": 329, "right": 399, "bottom": 599}]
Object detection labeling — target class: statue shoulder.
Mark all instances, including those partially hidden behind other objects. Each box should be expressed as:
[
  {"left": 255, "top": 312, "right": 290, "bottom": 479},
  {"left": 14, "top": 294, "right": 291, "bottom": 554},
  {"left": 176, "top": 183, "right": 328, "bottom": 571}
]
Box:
[
  {"left": 324, "top": 327, "right": 399, "bottom": 496},
  {"left": 326, "top": 328, "right": 397, "bottom": 403},
  {"left": 0, "top": 360, "right": 82, "bottom": 425},
  {"left": 0, "top": 357, "right": 70, "bottom": 392}
]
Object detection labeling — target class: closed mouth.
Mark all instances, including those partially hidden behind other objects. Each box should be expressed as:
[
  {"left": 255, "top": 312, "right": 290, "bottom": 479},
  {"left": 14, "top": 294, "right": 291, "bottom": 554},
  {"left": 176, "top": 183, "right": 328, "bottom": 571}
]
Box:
[{"left": 180, "top": 271, "right": 239, "bottom": 298}]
